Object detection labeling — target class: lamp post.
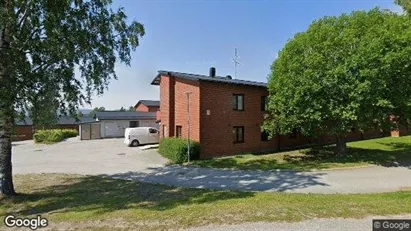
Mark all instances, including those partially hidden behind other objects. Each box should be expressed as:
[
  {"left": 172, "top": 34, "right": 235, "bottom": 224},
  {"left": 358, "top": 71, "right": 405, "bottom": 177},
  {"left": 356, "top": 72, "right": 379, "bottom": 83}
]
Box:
[{"left": 186, "top": 92, "right": 192, "bottom": 163}]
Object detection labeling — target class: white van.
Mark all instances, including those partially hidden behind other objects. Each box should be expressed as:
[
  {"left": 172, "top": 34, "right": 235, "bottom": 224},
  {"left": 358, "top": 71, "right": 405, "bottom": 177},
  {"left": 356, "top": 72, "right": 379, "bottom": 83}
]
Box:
[{"left": 124, "top": 127, "right": 159, "bottom": 147}]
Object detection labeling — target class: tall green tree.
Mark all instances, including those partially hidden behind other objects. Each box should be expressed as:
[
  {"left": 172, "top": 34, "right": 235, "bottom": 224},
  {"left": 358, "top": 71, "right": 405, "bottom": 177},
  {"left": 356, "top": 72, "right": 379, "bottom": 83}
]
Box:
[
  {"left": 89, "top": 107, "right": 106, "bottom": 118},
  {"left": 396, "top": 0, "right": 411, "bottom": 14},
  {"left": 28, "top": 83, "right": 59, "bottom": 129},
  {"left": 0, "top": 0, "right": 144, "bottom": 197},
  {"left": 128, "top": 106, "right": 135, "bottom": 111},
  {"left": 264, "top": 8, "right": 411, "bottom": 156}
]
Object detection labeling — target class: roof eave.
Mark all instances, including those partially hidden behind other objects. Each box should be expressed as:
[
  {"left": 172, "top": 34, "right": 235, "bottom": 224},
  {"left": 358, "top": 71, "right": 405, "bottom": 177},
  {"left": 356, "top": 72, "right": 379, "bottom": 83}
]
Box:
[{"left": 150, "top": 73, "right": 162, "bottom": 85}]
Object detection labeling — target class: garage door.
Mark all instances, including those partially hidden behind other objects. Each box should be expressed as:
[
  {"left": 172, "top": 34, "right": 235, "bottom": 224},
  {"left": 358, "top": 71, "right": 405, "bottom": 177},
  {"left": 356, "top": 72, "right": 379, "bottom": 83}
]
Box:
[
  {"left": 90, "top": 124, "right": 101, "bottom": 139},
  {"left": 81, "top": 124, "right": 91, "bottom": 140},
  {"left": 104, "top": 122, "right": 126, "bottom": 137},
  {"left": 81, "top": 124, "right": 101, "bottom": 140}
]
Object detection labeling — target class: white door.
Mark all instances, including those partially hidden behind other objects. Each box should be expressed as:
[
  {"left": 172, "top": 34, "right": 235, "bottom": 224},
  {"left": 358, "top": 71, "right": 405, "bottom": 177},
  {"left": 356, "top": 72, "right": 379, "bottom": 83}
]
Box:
[{"left": 104, "top": 122, "right": 125, "bottom": 137}]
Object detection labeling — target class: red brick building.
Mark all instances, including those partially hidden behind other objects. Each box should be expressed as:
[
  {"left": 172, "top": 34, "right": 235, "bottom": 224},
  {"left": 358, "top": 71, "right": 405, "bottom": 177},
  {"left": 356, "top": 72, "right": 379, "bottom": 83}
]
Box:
[
  {"left": 151, "top": 68, "right": 386, "bottom": 158},
  {"left": 134, "top": 100, "right": 160, "bottom": 112}
]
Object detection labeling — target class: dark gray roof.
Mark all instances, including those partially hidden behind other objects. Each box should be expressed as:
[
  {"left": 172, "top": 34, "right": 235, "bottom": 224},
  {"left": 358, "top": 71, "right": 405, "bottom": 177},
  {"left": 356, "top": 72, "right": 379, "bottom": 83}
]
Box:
[
  {"left": 136, "top": 100, "right": 160, "bottom": 107},
  {"left": 95, "top": 111, "right": 156, "bottom": 120},
  {"left": 151, "top": 70, "right": 267, "bottom": 88},
  {"left": 15, "top": 116, "right": 95, "bottom": 126}
]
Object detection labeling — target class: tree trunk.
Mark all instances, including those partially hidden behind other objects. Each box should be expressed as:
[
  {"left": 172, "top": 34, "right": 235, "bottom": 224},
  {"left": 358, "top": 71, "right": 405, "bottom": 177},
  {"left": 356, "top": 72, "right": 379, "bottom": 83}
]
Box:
[
  {"left": 0, "top": 2, "right": 17, "bottom": 197},
  {"left": 336, "top": 135, "right": 348, "bottom": 157},
  {"left": 0, "top": 116, "right": 16, "bottom": 197}
]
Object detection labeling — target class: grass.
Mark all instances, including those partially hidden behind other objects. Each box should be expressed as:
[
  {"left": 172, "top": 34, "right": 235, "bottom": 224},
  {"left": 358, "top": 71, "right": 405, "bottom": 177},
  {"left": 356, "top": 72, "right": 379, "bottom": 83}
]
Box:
[
  {"left": 1, "top": 174, "right": 411, "bottom": 230},
  {"left": 190, "top": 136, "right": 411, "bottom": 171}
]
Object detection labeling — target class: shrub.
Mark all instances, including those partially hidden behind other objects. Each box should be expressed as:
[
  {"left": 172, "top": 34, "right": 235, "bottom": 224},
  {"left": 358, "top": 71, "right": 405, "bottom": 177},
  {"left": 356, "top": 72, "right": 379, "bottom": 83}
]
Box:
[
  {"left": 34, "top": 129, "right": 78, "bottom": 143},
  {"left": 158, "top": 137, "right": 200, "bottom": 164}
]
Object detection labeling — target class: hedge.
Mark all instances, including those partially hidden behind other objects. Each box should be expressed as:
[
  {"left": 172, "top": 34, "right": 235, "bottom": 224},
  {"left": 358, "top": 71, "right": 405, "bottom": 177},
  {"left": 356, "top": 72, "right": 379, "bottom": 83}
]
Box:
[
  {"left": 158, "top": 137, "right": 200, "bottom": 164},
  {"left": 34, "top": 129, "right": 78, "bottom": 143}
]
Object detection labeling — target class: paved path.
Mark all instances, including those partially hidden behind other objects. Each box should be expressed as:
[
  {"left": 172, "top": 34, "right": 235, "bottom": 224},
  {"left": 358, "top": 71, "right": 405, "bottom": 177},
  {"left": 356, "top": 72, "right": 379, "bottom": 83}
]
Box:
[
  {"left": 188, "top": 214, "right": 411, "bottom": 231},
  {"left": 108, "top": 164, "right": 411, "bottom": 194},
  {"left": 12, "top": 139, "right": 411, "bottom": 194},
  {"left": 12, "top": 138, "right": 168, "bottom": 175}
]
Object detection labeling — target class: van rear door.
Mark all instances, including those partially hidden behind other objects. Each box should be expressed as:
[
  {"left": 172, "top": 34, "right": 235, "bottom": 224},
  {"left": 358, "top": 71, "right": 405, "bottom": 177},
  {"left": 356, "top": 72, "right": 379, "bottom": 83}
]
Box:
[{"left": 148, "top": 128, "right": 159, "bottom": 143}]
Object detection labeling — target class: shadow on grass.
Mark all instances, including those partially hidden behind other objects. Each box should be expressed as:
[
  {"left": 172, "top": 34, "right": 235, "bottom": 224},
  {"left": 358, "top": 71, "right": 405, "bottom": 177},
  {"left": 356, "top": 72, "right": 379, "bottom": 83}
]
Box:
[
  {"left": 294, "top": 143, "right": 411, "bottom": 168},
  {"left": 194, "top": 139, "right": 411, "bottom": 171},
  {"left": 4, "top": 175, "right": 254, "bottom": 216}
]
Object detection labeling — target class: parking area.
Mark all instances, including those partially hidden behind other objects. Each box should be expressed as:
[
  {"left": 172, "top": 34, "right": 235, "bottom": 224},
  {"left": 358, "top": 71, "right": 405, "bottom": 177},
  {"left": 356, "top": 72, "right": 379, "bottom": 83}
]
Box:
[{"left": 12, "top": 137, "right": 168, "bottom": 175}]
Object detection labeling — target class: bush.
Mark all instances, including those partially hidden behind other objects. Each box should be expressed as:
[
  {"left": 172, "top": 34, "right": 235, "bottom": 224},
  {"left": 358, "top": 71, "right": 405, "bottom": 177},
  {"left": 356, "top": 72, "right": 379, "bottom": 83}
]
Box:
[
  {"left": 158, "top": 137, "right": 201, "bottom": 164},
  {"left": 34, "top": 129, "right": 78, "bottom": 143}
]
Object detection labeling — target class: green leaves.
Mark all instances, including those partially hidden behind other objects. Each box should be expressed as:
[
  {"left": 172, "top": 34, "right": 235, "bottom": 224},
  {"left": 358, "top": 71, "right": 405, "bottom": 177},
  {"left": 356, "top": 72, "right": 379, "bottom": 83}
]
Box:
[
  {"left": 0, "top": 0, "right": 145, "bottom": 121},
  {"left": 265, "top": 8, "right": 411, "bottom": 139}
]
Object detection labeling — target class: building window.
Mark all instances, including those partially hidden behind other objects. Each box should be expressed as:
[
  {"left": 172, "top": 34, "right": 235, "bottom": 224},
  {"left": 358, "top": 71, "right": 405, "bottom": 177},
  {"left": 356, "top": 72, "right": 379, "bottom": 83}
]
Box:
[
  {"left": 261, "top": 96, "right": 268, "bottom": 111},
  {"left": 162, "top": 125, "right": 166, "bottom": 137},
  {"left": 176, "top": 126, "right": 182, "bottom": 138},
  {"left": 261, "top": 130, "right": 271, "bottom": 141},
  {"left": 232, "top": 94, "right": 244, "bottom": 111},
  {"left": 233, "top": 126, "right": 244, "bottom": 143},
  {"left": 289, "top": 128, "right": 298, "bottom": 139},
  {"left": 129, "top": 121, "right": 139, "bottom": 128}
]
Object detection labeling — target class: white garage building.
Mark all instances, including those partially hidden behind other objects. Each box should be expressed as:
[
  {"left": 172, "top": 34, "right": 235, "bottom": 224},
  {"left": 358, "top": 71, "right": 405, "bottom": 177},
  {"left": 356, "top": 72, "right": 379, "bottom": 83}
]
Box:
[{"left": 80, "top": 111, "right": 158, "bottom": 140}]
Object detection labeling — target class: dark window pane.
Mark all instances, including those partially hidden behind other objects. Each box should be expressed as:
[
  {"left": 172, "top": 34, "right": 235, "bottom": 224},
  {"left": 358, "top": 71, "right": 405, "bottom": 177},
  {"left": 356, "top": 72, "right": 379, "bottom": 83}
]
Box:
[
  {"left": 238, "top": 127, "right": 243, "bottom": 142},
  {"left": 233, "top": 94, "right": 244, "bottom": 111},
  {"left": 176, "top": 126, "right": 182, "bottom": 138},
  {"left": 129, "top": 121, "right": 139, "bottom": 128},
  {"left": 238, "top": 95, "right": 243, "bottom": 110},
  {"left": 232, "top": 96, "right": 237, "bottom": 110},
  {"left": 233, "top": 128, "right": 237, "bottom": 142}
]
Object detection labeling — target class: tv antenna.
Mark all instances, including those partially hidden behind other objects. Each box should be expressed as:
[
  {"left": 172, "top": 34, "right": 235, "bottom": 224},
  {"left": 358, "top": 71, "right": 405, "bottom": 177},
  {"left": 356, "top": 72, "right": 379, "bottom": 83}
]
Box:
[{"left": 232, "top": 48, "right": 240, "bottom": 78}]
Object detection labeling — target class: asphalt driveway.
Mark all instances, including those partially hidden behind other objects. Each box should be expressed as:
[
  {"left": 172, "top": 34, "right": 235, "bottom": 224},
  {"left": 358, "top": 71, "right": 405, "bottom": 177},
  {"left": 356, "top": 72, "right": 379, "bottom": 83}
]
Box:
[
  {"left": 11, "top": 137, "right": 411, "bottom": 194},
  {"left": 12, "top": 137, "right": 168, "bottom": 175}
]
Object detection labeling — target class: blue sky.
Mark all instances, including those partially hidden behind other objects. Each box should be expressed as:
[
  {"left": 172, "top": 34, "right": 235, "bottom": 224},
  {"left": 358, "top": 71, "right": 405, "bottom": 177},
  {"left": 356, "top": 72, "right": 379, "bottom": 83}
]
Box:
[{"left": 87, "top": 0, "right": 402, "bottom": 110}]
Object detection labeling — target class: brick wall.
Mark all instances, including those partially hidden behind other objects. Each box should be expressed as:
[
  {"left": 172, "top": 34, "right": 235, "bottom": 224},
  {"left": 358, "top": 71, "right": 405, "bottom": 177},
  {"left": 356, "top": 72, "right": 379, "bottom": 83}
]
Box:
[
  {"left": 12, "top": 126, "right": 34, "bottom": 141},
  {"left": 135, "top": 104, "right": 149, "bottom": 112},
  {"left": 136, "top": 104, "right": 159, "bottom": 112},
  {"left": 147, "top": 106, "right": 160, "bottom": 112},
  {"left": 199, "top": 81, "right": 277, "bottom": 158},
  {"left": 174, "top": 78, "right": 200, "bottom": 141},
  {"left": 159, "top": 75, "right": 175, "bottom": 137}
]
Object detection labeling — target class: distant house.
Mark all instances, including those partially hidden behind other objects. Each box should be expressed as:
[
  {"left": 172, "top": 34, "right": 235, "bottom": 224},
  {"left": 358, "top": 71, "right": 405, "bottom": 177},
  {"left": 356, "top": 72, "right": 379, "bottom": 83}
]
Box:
[
  {"left": 13, "top": 116, "right": 95, "bottom": 141},
  {"left": 79, "top": 111, "right": 157, "bottom": 140},
  {"left": 134, "top": 100, "right": 160, "bottom": 112}
]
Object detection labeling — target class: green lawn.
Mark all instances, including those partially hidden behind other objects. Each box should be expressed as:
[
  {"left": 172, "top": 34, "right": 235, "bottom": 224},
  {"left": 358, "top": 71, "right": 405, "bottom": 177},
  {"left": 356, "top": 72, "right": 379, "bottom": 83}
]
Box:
[
  {"left": 1, "top": 174, "right": 411, "bottom": 230},
  {"left": 190, "top": 136, "right": 411, "bottom": 171}
]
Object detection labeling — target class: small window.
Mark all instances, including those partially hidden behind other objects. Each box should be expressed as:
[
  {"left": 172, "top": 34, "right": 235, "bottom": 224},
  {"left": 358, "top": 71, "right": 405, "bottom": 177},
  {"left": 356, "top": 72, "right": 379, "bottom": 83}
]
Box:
[
  {"left": 261, "top": 130, "right": 271, "bottom": 141},
  {"left": 289, "top": 128, "right": 298, "bottom": 139},
  {"left": 232, "top": 94, "right": 244, "bottom": 111},
  {"left": 149, "top": 128, "right": 158, "bottom": 134},
  {"left": 176, "top": 126, "right": 182, "bottom": 138},
  {"left": 261, "top": 96, "right": 268, "bottom": 111},
  {"left": 129, "top": 121, "right": 139, "bottom": 128},
  {"left": 233, "top": 126, "right": 244, "bottom": 143}
]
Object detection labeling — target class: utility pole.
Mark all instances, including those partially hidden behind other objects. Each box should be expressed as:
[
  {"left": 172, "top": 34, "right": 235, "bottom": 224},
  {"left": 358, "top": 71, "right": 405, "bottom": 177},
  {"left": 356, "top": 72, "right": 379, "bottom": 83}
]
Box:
[
  {"left": 186, "top": 92, "right": 192, "bottom": 163},
  {"left": 233, "top": 48, "right": 240, "bottom": 78}
]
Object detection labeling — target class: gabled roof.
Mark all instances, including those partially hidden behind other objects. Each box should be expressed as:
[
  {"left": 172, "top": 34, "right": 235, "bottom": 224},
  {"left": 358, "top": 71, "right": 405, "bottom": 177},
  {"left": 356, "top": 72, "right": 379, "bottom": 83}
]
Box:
[
  {"left": 95, "top": 111, "right": 156, "bottom": 120},
  {"left": 151, "top": 70, "right": 267, "bottom": 88},
  {"left": 15, "top": 116, "right": 95, "bottom": 126},
  {"left": 134, "top": 100, "right": 160, "bottom": 108}
]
